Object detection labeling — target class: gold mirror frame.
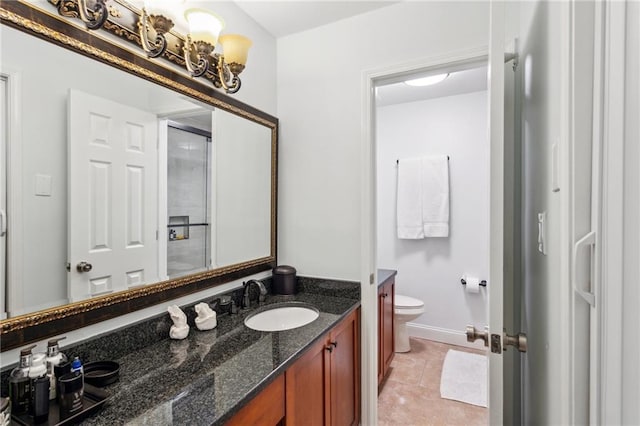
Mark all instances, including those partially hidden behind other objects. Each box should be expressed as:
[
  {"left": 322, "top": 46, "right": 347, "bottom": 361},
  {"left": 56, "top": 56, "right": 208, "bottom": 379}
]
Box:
[{"left": 0, "top": 1, "right": 278, "bottom": 351}]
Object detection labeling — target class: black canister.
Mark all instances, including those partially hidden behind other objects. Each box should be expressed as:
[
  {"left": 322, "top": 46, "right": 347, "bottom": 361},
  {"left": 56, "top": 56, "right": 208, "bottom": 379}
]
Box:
[
  {"left": 272, "top": 265, "right": 297, "bottom": 295},
  {"left": 58, "top": 371, "right": 83, "bottom": 419},
  {"left": 54, "top": 361, "right": 72, "bottom": 405}
]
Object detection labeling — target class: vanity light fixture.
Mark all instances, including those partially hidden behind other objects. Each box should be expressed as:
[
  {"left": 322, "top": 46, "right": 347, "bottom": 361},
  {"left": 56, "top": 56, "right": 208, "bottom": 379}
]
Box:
[
  {"left": 51, "top": 0, "right": 252, "bottom": 94},
  {"left": 404, "top": 73, "right": 450, "bottom": 87},
  {"left": 183, "top": 9, "right": 252, "bottom": 94},
  {"left": 76, "top": 0, "right": 109, "bottom": 30}
]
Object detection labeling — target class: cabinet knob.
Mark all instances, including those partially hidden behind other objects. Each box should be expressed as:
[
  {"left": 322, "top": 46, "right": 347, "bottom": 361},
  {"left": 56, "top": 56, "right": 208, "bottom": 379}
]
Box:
[
  {"left": 325, "top": 345, "right": 333, "bottom": 353},
  {"left": 330, "top": 341, "right": 337, "bottom": 348}
]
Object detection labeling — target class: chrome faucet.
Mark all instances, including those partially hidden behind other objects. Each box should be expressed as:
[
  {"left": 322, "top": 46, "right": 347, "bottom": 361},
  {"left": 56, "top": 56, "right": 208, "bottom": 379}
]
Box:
[{"left": 242, "top": 279, "right": 267, "bottom": 308}]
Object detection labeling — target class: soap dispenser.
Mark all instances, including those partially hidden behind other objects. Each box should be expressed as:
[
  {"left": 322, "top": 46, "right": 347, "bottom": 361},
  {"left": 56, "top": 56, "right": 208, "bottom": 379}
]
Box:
[
  {"left": 9, "top": 344, "right": 36, "bottom": 415},
  {"left": 45, "top": 337, "right": 68, "bottom": 400},
  {"left": 29, "top": 352, "right": 50, "bottom": 423}
]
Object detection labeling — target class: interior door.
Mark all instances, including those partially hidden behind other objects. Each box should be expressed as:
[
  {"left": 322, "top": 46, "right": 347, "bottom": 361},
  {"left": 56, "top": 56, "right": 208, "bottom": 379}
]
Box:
[
  {"left": 68, "top": 89, "right": 158, "bottom": 301},
  {"left": 487, "top": 2, "right": 523, "bottom": 424}
]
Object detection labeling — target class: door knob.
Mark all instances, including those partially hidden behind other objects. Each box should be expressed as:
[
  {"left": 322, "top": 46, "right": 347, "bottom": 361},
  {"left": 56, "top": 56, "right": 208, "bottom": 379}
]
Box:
[
  {"left": 465, "top": 325, "right": 489, "bottom": 347},
  {"left": 504, "top": 332, "right": 528, "bottom": 352},
  {"left": 76, "top": 261, "right": 93, "bottom": 273}
]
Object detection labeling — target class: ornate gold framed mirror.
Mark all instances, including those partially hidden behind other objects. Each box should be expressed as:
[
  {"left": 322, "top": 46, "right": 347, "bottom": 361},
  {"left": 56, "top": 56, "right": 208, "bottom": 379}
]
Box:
[{"left": 0, "top": 1, "right": 278, "bottom": 351}]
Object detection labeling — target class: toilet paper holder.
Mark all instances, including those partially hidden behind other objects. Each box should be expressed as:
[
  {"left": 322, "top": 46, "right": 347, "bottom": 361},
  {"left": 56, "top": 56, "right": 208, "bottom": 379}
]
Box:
[{"left": 460, "top": 277, "right": 487, "bottom": 287}]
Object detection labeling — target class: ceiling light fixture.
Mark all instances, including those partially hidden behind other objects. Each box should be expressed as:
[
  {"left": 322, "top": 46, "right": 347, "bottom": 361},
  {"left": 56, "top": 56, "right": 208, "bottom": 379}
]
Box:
[{"left": 404, "top": 73, "right": 449, "bottom": 87}]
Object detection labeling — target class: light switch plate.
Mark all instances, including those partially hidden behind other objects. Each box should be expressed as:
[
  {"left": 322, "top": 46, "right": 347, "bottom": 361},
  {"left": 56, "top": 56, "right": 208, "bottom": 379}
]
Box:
[{"left": 35, "top": 174, "right": 52, "bottom": 196}]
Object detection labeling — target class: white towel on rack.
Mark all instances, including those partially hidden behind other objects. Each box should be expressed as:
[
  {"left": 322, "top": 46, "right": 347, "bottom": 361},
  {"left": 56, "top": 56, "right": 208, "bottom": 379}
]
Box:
[
  {"left": 396, "top": 158, "right": 424, "bottom": 239},
  {"left": 421, "top": 155, "right": 449, "bottom": 237}
]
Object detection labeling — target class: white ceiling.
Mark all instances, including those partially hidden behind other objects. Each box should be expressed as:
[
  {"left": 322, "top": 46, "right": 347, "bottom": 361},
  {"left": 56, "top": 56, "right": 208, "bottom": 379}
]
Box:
[
  {"left": 375, "top": 66, "right": 488, "bottom": 107},
  {"left": 234, "top": 1, "right": 398, "bottom": 38}
]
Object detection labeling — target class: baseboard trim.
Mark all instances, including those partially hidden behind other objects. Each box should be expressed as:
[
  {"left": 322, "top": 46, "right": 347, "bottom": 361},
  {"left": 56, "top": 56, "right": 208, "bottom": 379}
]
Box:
[{"left": 407, "top": 323, "right": 487, "bottom": 350}]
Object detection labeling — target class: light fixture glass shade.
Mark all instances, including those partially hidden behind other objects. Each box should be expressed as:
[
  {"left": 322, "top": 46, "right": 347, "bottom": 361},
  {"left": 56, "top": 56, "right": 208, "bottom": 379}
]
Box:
[
  {"left": 143, "top": 0, "right": 184, "bottom": 21},
  {"left": 184, "top": 8, "right": 225, "bottom": 46},
  {"left": 404, "top": 73, "right": 449, "bottom": 87},
  {"left": 218, "top": 34, "right": 252, "bottom": 66}
]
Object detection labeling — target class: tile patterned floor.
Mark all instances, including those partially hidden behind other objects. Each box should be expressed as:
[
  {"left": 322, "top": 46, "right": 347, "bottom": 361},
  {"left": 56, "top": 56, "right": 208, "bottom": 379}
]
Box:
[{"left": 378, "top": 337, "right": 488, "bottom": 426}]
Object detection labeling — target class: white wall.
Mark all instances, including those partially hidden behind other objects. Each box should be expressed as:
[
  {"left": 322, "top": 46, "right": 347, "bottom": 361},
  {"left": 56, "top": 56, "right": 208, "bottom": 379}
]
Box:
[
  {"left": 376, "top": 91, "right": 488, "bottom": 335},
  {"left": 277, "top": 1, "right": 490, "bottom": 280}
]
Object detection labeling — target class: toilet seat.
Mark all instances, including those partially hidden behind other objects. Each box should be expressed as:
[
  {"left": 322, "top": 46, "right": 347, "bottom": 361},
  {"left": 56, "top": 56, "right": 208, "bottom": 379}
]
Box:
[{"left": 394, "top": 294, "right": 424, "bottom": 309}]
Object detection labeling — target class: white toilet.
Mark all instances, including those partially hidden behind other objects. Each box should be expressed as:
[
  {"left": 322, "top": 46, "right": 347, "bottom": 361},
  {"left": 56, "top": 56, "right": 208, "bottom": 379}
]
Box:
[{"left": 394, "top": 294, "right": 425, "bottom": 353}]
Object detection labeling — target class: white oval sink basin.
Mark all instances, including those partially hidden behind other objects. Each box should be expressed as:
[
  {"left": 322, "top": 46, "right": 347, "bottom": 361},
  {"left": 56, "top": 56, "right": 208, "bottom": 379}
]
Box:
[{"left": 245, "top": 305, "right": 319, "bottom": 332}]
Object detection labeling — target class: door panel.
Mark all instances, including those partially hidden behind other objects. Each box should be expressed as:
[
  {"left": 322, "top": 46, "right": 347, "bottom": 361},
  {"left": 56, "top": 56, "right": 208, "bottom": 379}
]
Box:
[
  {"left": 382, "top": 282, "right": 394, "bottom": 376},
  {"left": 68, "top": 89, "right": 158, "bottom": 301},
  {"left": 330, "top": 310, "right": 359, "bottom": 426},
  {"left": 285, "top": 338, "right": 330, "bottom": 426}
]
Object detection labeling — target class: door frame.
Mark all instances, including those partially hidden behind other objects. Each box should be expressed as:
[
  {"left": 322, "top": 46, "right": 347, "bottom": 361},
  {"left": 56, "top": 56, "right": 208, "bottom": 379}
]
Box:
[
  {"left": 598, "top": 0, "right": 629, "bottom": 423},
  {"left": 0, "top": 69, "right": 23, "bottom": 317},
  {"left": 360, "top": 45, "right": 490, "bottom": 425}
]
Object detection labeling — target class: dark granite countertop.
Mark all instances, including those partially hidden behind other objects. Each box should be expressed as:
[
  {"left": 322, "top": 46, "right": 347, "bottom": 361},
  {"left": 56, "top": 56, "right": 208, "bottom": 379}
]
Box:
[
  {"left": 377, "top": 269, "right": 397, "bottom": 287},
  {"left": 80, "top": 291, "right": 360, "bottom": 426}
]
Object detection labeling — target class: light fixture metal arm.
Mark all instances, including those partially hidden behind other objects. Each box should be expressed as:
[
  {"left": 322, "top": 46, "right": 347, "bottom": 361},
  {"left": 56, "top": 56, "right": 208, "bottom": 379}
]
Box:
[
  {"left": 139, "top": 8, "right": 167, "bottom": 58},
  {"left": 217, "top": 56, "right": 241, "bottom": 94},
  {"left": 76, "top": 0, "right": 108, "bottom": 30},
  {"left": 183, "top": 36, "right": 210, "bottom": 78}
]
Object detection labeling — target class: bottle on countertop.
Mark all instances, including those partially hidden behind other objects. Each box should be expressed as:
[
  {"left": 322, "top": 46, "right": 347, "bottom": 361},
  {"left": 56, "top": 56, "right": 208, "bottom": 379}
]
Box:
[
  {"left": 8, "top": 344, "right": 36, "bottom": 415},
  {"left": 59, "top": 357, "right": 84, "bottom": 419},
  {"left": 28, "top": 352, "right": 50, "bottom": 423},
  {"left": 70, "top": 356, "right": 83, "bottom": 375},
  {"left": 45, "top": 337, "right": 68, "bottom": 400}
]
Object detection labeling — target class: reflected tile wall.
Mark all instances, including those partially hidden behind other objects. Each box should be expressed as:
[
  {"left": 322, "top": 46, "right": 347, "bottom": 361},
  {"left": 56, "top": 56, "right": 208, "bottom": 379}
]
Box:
[{"left": 167, "top": 126, "right": 211, "bottom": 276}]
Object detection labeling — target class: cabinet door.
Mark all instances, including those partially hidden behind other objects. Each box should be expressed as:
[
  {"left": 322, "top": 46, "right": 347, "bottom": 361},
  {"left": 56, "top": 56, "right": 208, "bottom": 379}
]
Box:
[
  {"left": 285, "top": 337, "right": 331, "bottom": 426},
  {"left": 378, "top": 286, "right": 386, "bottom": 385},
  {"left": 329, "top": 308, "right": 360, "bottom": 426},
  {"left": 381, "top": 281, "right": 395, "bottom": 378},
  {"left": 225, "top": 374, "right": 285, "bottom": 426}
]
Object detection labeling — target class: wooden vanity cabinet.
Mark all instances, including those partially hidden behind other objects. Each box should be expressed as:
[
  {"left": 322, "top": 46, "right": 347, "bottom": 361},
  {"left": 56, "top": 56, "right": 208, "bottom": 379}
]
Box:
[
  {"left": 225, "top": 374, "right": 285, "bottom": 426},
  {"left": 285, "top": 308, "right": 360, "bottom": 426},
  {"left": 378, "top": 278, "right": 395, "bottom": 387}
]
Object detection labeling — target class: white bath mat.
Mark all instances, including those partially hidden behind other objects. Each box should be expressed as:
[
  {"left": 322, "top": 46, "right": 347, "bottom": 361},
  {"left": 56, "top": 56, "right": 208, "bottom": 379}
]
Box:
[{"left": 439, "top": 349, "right": 487, "bottom": 407}]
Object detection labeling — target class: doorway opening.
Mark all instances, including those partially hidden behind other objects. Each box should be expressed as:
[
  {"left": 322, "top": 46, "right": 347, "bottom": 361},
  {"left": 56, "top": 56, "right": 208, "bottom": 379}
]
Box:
[{"left": 373, "top": 62, "right": 490, "bottom": 424}]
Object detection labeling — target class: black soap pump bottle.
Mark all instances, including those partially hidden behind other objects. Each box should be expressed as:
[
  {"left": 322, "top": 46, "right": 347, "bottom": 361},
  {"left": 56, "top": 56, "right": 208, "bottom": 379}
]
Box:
[
  {"left": 45, "top": 336, "right": 68, "bottom": 401},
  {"left": 9, "top": 344, "right": 36, "bottom": 415},
  {"left": 29, "top": 352, "right": 50, "bottom": 423}
]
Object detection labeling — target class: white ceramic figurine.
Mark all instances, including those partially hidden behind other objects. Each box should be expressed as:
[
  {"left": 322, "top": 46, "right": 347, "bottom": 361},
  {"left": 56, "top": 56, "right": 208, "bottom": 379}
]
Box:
[{"left": 167, "top": 305, "right": 189, "bottom": 340}]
